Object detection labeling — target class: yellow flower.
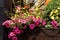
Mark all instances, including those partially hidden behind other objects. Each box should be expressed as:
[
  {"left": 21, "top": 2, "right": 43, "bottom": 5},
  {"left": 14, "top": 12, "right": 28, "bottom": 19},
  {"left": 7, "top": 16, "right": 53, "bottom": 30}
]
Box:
[
  {"left": 54, "top": 9, "right": 58, "bottom": 13},
  {"left": 57, "top": 7, "right": 60, "bottom": 9},
  {"left": 28, "top": 14, "right": 30, "bottom": 16},
  {"left": 56, "top": 16, "right": 59, "bottom": 19},
  {"left": 50, "top": 16, "right": 54, "bottom": 19},
  {"left": 36, "top": 16, "right": 40, "bottom": 19},
  {"left": 49, "top": 11, "right": 53, "bottom": 16}
]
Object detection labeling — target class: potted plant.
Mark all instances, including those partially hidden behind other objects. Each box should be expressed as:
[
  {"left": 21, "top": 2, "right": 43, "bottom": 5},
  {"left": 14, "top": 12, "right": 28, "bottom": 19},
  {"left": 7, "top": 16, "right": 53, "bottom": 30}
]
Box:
[
  {"left": 41, "top": 0, "right": 60, "bottom": 36},
  {"left": 2, "top": 0, "right": 60, "bottom": 40}
]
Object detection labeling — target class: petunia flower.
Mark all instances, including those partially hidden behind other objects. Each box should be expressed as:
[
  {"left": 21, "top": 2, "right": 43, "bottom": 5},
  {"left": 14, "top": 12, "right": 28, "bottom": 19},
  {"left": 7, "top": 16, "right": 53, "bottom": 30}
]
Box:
[
  {"left": 29, "top": 24, "right": 35, "bottom": 30},
  {"left": 2, "top": 20, "right": 14, "bottom": 28},
  {"left": 41, "top": 20, "right": 46, "bottom": 26},
  {"left": 8, "top": 32, "right": 16, "bottom": 39},
  {"left": 21, "top": 19, "right": 27, "bottom": 24},
  {"left": 12, "top": 36, "right": 18, "bottom": 40},
  {"left": 51, "top": 20, "right": 58, "bottom": 28},
  {"left": 14, "top": 28, "right": 23, "bottom": 34},
  {"left": 34, "top": 18, "right": 40, "bottom": 26}
]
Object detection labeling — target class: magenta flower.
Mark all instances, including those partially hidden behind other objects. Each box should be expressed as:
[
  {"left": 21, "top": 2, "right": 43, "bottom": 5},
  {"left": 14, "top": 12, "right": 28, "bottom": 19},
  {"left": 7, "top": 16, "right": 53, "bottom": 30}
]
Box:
[
  {"left": 12, "top": 36, "right": 18, "bottom": 40},
  {"left": 51, "top": 20, "right": 58, "bottom": 28},
  {"left": 21, "top": 19, "right": 27, "bottom": 24},
  {"left": 29, "top": 24, "right": 35, "bottom": 30},
  {"left": 35, "top": 18, "right": 41, "bottom": 26},
  {"left": 2, "top": 20, "right": 14, "bottom": 28},
  {"left": 14, "top": 28, "right": 23, "bottom": 34},
  {"left": 41, "top": 20, "right": 46, "bottom": 26},
  {"left": 8, "top": 32, "right": 16, "bottom": 39}
]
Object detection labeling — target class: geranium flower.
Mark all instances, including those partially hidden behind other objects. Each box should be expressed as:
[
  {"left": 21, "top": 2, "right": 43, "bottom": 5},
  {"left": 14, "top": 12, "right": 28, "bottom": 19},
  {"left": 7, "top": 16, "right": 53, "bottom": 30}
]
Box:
[
  {"left": 12, "top": 36, "right": 18, "bottom": 40},
  {"left": 8, "top": 32, "right": 16, "bottom": 39},
  {"left": 16, "top": 6, "right": 21, "bottom": 13},
  {"left": 14, "top": 28, "right": 23, "bottom": 34},
  {"left": 2, "top": 20, "right": 14, "bottom": 28},
  {"left": 29, "top": 24, "right": 35, "bottom": 30},
  {"left": 41, "top": 20, "right": 46, "bottom": 26},
  {"left": 51, "top": 20, "right": 58, "bottom": 28}
]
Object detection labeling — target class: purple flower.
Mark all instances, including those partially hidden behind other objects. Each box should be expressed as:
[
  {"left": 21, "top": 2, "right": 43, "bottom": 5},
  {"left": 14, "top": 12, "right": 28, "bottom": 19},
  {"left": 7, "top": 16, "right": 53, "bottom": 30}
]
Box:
[
  {"left": 51, "top": 20, "right": 58, "bottom": 28},
  {"left": 29, "top": 24, "right": 35, "bottom": 30},
  {"left": 8, "top": 32, "right": 16, "bottom": 39},
  {"left": 14, "top": 28, "right": 23, "bottom": 34},
  {"left": 41, "top": 20, "right": 46, "bottom": 26},
  {"left": 12, "top": 36, "right": 18, "bottom": 40},
  {"left": 2, "top": 20, "right": 14, "bottom": 28}
]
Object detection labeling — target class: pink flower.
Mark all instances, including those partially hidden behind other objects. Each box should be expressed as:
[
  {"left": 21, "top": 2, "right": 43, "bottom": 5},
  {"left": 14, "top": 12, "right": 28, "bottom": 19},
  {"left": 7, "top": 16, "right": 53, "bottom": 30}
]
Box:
[
  {"left": 35, "top": 18, "right": 41, "bottom": 26},
  {"left": 41, "top": 20, "right": 46, "bottom": 26},
  {"left": 51, "top": 20, "right": 58, "bottom": 28},
  {"left": 16, "top": 6, "right": 21, "bottom": 12},
  {"left": 29, "top": 24, "right": 35, "bottom": 30},
  {"left": 32, "top": 16, "right": 36, "bottom": 22},
  {"left": 8, "top": 32, "right": 16, "bottom": 39},
  {"left": 21, "top": 19, "right": 27, "bottom": 24},
  {"left": 14, "top": 28, "right": 23, "bottom": 34},
  {"left": 14, "top": 18, "right": 21, "bottom": 23},
  {"left": 23, "top": 25, "right": 27, "bottom": 29},
  {"left": 12, "top": 37, "right": 18, "bottom": 40},
  {"left": 2, "top": 20, "right": 14, "bottom": 28}
]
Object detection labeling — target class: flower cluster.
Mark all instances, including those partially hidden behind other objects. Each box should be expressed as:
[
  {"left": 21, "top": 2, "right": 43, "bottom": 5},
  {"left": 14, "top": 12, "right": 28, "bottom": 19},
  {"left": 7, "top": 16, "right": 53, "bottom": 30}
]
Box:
[{"left": 2, "top": 0, "right": 60, "bottom": 40}]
